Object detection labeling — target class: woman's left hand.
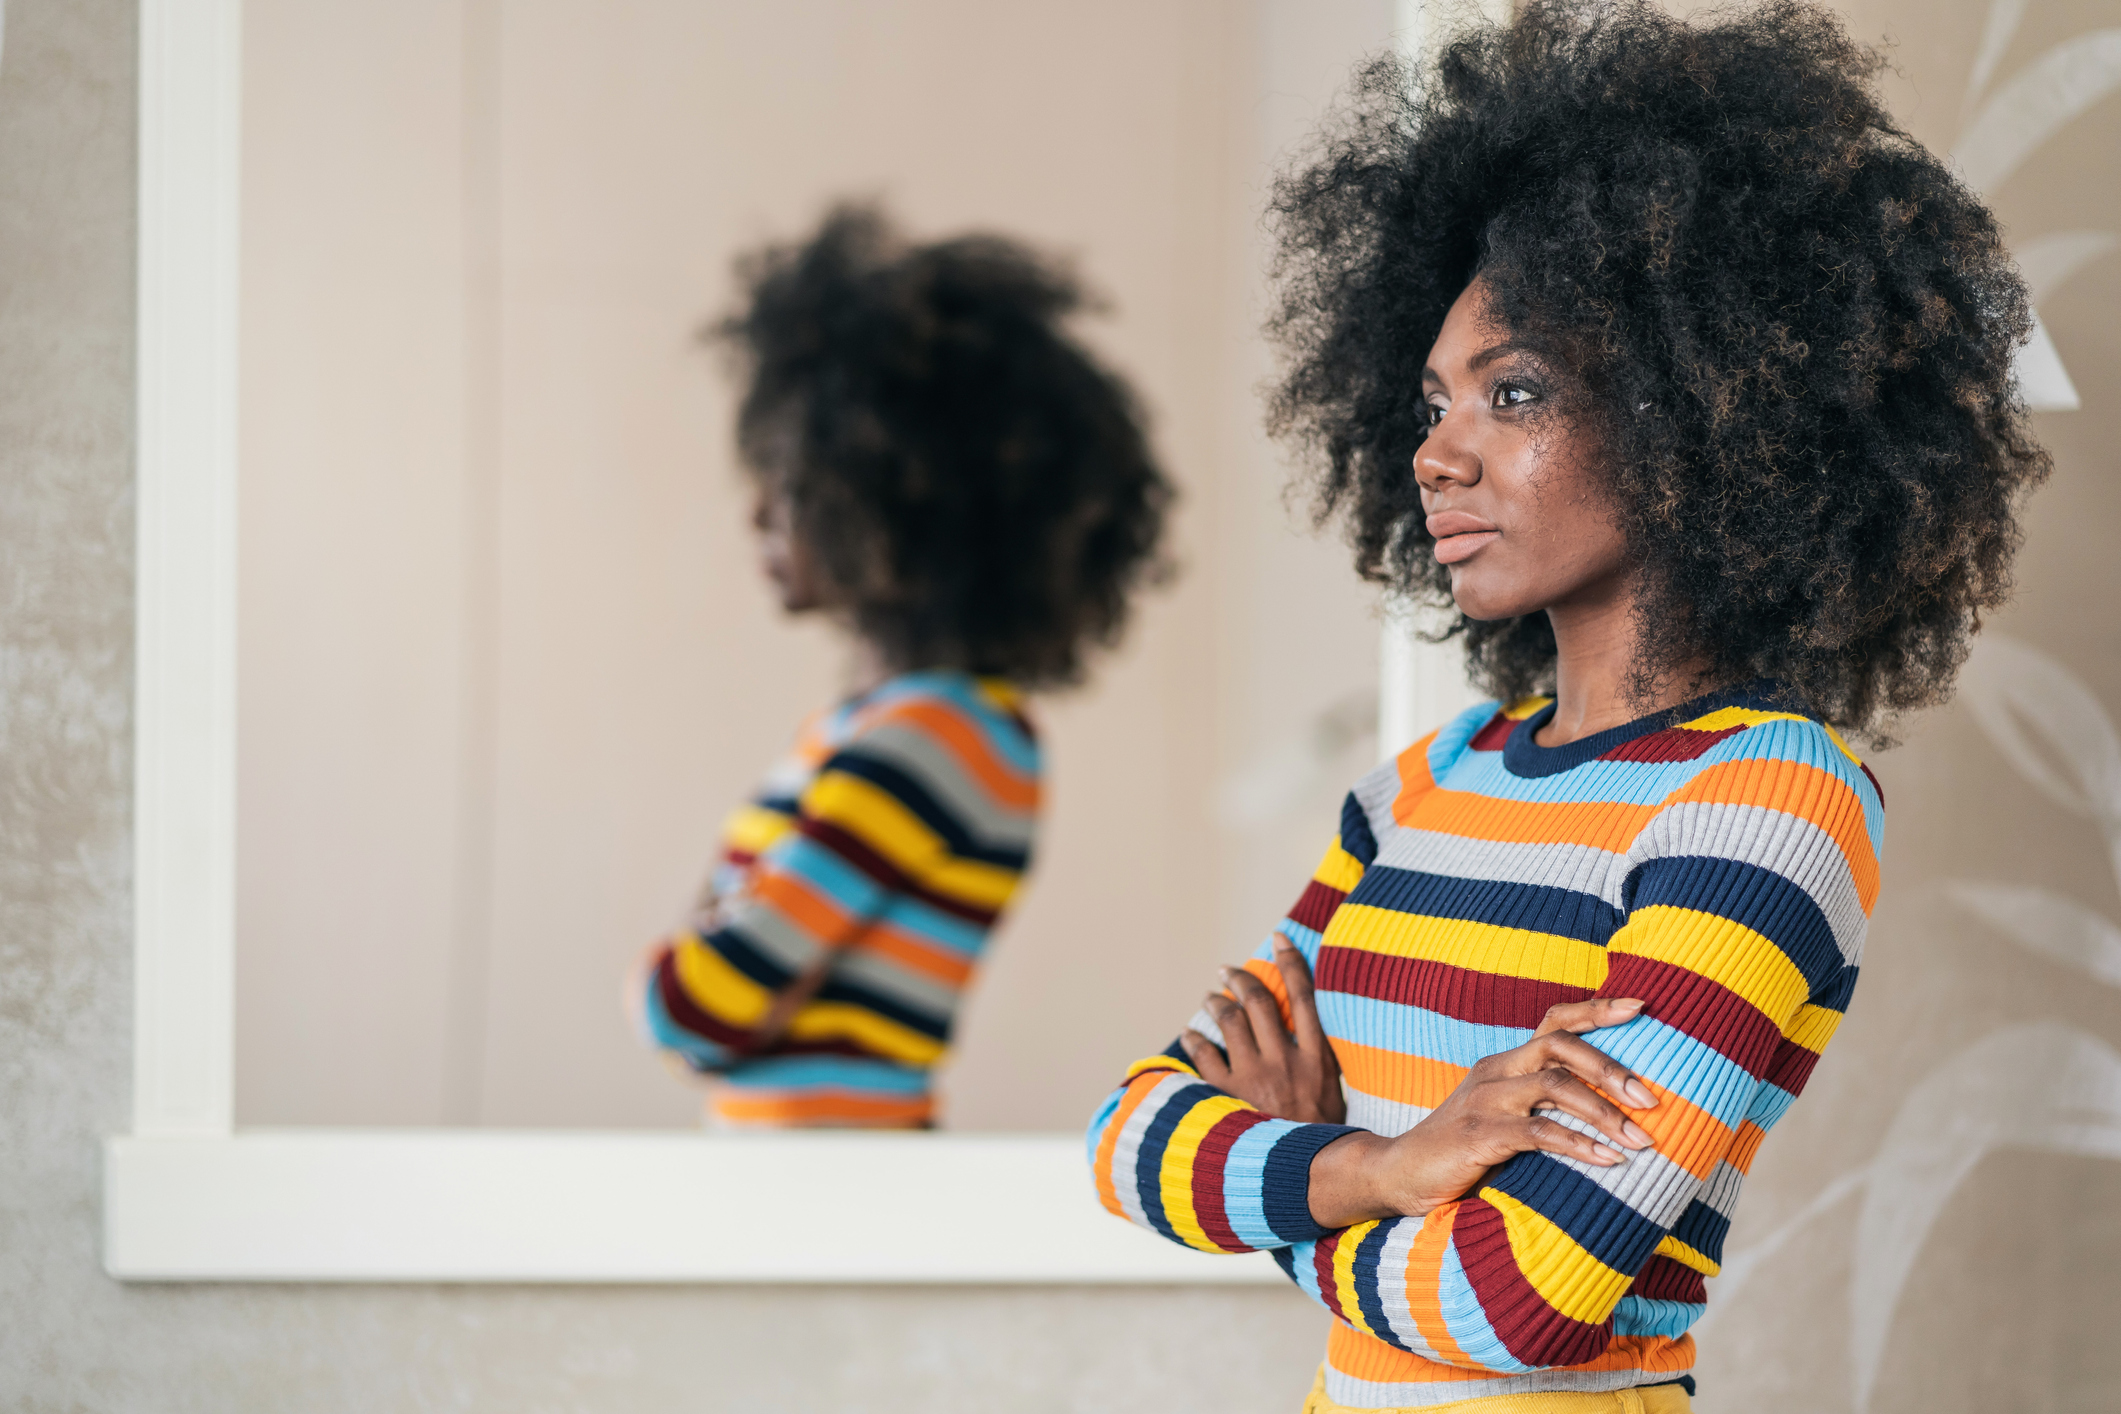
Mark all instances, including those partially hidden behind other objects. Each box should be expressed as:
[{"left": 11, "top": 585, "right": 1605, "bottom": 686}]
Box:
[{"left": 1178, "top": 933, "right": 1346, "bottom": 1124}]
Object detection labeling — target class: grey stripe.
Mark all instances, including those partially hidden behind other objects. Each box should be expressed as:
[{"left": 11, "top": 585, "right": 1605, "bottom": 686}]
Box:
[
  {"left": 1631, "top": 800, "right": 1868, "bottom": 964},
  {"left": 1539, "top": 1108, "right": 1705, "bottom": 1230},
  {"left": 1374, "top": 827, "right": 1632, "bottom": 910},
  {"left": 832, "top": 946, "right": 957, "bottom": 1020},
  {"left": 850, "top": 722, "right": 1037, "bottom": 850},
  {"left": 1325, "top": 1362, "right": 1684, "bottom": 1408}
]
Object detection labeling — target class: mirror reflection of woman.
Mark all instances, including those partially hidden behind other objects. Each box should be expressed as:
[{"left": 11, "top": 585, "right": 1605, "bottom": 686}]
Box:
[
  {"left": 634, "top": 206, "right": 1169, "bottom": 1128},
  {"left": 1090, "top": 3, "right": 2045, "bottom": 1410}
]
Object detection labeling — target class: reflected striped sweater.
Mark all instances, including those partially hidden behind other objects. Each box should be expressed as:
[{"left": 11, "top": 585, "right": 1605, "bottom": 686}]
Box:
[
  {"left": 1088, "top": 689, "right": 1881, "bottom": 1409},
  {"left": 642, "top": 671, "right": 1038, "bottom": 1127}
]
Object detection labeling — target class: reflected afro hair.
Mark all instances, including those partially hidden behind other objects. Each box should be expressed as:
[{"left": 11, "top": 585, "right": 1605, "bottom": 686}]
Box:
[
  {"left": 718, "top": 204, "right": 1171, "bottom": 688},
  {"left": 1268, "top": 0, "right": 2048, "bottom": 734}
]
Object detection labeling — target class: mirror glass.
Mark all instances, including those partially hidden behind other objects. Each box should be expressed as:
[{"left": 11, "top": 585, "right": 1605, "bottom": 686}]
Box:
[{"left": 234, "top": 0, "right": 1401, "bottom": 1131}]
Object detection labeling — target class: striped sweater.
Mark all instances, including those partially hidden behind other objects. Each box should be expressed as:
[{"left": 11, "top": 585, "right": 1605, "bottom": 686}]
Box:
[
  {"left": 643, "top": 671, "right": 1038, "bottom": 1127},
  {"left": 1088, "top": 688, "right": 1881, "bottom": 1408}
]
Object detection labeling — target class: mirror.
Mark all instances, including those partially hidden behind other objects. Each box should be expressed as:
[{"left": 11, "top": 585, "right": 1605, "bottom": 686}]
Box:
[{"left": 231, "top": 0, "right": 1433, "bottom": 1137}]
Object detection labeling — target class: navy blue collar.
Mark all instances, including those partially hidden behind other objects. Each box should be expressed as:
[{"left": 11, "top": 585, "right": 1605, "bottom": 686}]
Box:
[{"left": 1500, "top": 681, "right": 1794, "bottom": 778}]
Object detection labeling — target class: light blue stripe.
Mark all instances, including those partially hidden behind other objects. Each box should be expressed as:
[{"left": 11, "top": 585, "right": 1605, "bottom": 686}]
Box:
[
  {"left": 1581, "top": 1015, "right": 1765, "bottom": 1129},
  {"left": 1614, "top": 1294, "right": 1702, "bottom": 1339},
  {"left": 1426, "top": 700, "right": 1503, "bottom": 779},
  {"left": 1439, "top": 1232, "right": 1534, "bottom": 1374},
  {"left": 1220, "top": 1121, "right": 1290, "bottom": 1250},
  {"left": 1282, "top": 1238, "right": 1327, "bottom": 1305},
  {"left": 641, "top": 982, "right": 730, "bottom": 1069},
  {"left": 768, "top": 833, "right": 890, "bottom": 917},
  {"left": 719, "top": 1055, "right": 930, "bottom": 1092},
  {"left": 1441, "top": 750, "right": 1727, "bottom": 807},
  {"left": 1315, "top": 993, "right": 1536, "bottom": 1069},
  {"left": 1249, "top": 920, "right": 1325, "bottom": 966},
  {"left": 864, "top": 672, "right": 1041, "bottom": 774},
  {"left": 870, "top": 891, "right": 990, "bottom": 957},
  {"left": 1745, "top": 1081, "right": 1797, "bottom": 1130},
  {"left": 1087, "top": 1088, "right": 1123, "bottom": 1166}
]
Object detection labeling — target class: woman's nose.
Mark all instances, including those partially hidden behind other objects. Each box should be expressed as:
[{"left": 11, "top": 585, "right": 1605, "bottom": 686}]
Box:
[{"left": 1414, "top": 413, "right": 1481, "bottom": 491}]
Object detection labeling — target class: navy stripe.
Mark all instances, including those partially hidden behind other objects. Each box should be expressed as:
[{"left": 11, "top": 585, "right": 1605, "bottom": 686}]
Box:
[
  {"left": 1626, "top": 855, "right": 1843, "bottom": 996},
  {"left": 1347, "top": 866, "right": 1623, "bottom": 946},
  {"left": 1132, "top": 1081, "right": 1220, "bottom": 1243},
  {"left": 822, "top": 749, "right": 1030, "bottom": 869},
  {"left": 1667, "top": 1197, "right": 1731, "bottom": 1265},
  {"left": 1488, "top": 1152, "right": 1668, "bottom": 1277},
  {"left": 1339, "top": 791, "right": 1379, "bottom": 867},
  {"left": 1350, "top": 1219, "right": 1416, "bottom": 1352},
  {"left": 1271, "top": 1245, "right": 1300, "bottom": 1282},
  {"left": 704, "top": 924, "right": 799, "bottom": 990},
  {"left": 753, "top": 793, "right": 800, "bottom": 816},
  {"left": 815, "top": 973, "right": 950, "bottom": 1039},
  {"left": 1260, "top": 1123, "right": 1360, "bottom": 1243},
  {"left": 1815, "top": 963, "right": 1859, "bottom": 1011}
]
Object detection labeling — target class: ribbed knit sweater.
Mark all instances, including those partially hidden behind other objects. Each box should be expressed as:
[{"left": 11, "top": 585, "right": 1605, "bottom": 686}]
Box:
[
  {"left": 1088, "top": 688, "right": 1881, "bottom": 1408},
  {"left": 643, "top": 671, "right": 1038, "bottom": 1126}
]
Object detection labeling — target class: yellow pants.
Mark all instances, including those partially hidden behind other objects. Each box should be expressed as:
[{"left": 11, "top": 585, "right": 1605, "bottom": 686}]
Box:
[{"left": 1300, "top": 1367, "right": 1692, "bottom": 1413}]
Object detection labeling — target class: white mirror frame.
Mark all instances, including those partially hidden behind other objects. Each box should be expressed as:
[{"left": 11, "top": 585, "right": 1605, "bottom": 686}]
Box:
[{"left": 102, "top": 0, "right": 1275, "bottom": 1286}]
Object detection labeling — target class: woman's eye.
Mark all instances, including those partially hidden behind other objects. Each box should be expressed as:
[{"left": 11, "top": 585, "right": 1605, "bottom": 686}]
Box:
[
  {"left": 1422, "top": 401, "right": 1447, "bottom": 427},
  {"left": 1492, "top": 383, "right": 1536, "bottom": 409}
]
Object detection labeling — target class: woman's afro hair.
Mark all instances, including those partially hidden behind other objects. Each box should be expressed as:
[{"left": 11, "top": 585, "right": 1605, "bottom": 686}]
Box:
[
  {"left": 1269, "top": 0, "right": 2049, "bottom": 735},
  {"left": 718, "top": 204, "right": 1171, "bottom": 688}
]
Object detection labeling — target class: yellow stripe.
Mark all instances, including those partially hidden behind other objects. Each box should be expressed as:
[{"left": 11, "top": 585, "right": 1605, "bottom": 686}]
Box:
[
  {"left": 1323, "top": 903, "right": 1610, "bottom": 990},
  {"left": 783, "top": 1001, "right": 947, "bottom": 1067},
  {"left": 1333, "top": 1220, "right": 1385, "bottom": 1336},
  {"left": 1502, "top": 696, "right": 1552, "bottom": 721},
  {"left": 1654, "top": 1232, "right": 1721, "bottom": 1277},
  {"left": 722, "top": 803, "right": 795, "bottom": 856},
  {"left": 1126, "top": 1055, "right": 1196, "bottom": 1083},
  {"left": 1316, "top": 839, "right": 1365, "bottom": 894},
  {"left": 1157, "top": 1094, "right": 1254, "bottom": 1251},
  {"left": 1612, "top": 905, "right": 1811, "bottom": 1025},
  {"left": 803, "top": 771, "right": 1019, "bottom": 908},
  {"left": 672, "top": 935, "right": 773, "bottom": 1027},
  {"left": 1481, "top": 1187, "right": 1633, "bottom": 1325},
  {"left": 1785, "top": 1000, "right": 1844, "bottom": 1053}
]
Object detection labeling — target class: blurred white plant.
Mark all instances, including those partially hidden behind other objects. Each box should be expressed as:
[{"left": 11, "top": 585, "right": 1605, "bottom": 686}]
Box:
[
  {"left": 1700, "top": 634, "right": 2121, "bottom": 1413},
  {"left": 1952, "top": 0, "right": 2121, "bottom": 409}
]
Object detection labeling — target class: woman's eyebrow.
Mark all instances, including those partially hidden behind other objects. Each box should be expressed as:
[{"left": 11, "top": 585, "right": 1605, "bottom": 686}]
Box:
[{"left": 1466, "top": 339, "right": 1532, "bottom": 371}]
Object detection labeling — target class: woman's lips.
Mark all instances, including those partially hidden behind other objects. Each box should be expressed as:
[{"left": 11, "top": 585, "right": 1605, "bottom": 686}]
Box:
[{"left": 1427, "top": 511, "right": 1499, "bottom": 565}]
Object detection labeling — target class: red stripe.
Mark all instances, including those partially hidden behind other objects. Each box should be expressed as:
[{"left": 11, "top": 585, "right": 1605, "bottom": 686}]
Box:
[
  {"left": 1288, "top": 880, "right": 1347, "bottom": 934},
  {"left": 1602, "top": 955, "right": 1782, "bottom": 1075},
  {"left": 1452, "top": 1198, "right": 1613, "bottom": 1367},
  {"left": 1629, "top": 1254, "right": 1707, "bottom": 1305},
  {"left": 1469, "top": 712, "right": 1514, "bottom": 752},
  {"left": 1191, "top": 1109, "right": 1267, "bottom": 1252},
  {"left": 1313, "top": 1231, "right": 1349, "bottom": 1323},
  {"left": 1598, "top": 724, "right": 1743, "bottom": 763},
  {"left": 1317, "top": 948, "right": 1592, "bottom": 1028},
  {"left": 1762, "top": 1032, "right": 1824, "bottom": 1096},
  {"left": 798, "top": 817, "right": 1000, "bottom": 926}
]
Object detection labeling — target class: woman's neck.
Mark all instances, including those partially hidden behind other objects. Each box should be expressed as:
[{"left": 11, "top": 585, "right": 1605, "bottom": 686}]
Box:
[{"left": 1535, "top": 577, "right": 1710, "bottom": 748}]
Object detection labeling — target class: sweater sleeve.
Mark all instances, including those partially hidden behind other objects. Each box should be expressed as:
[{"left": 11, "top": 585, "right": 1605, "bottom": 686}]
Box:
[
  {"left": 642, "top": 697, "right": 1031, "bottom": 1072},
  {"left": 1085, "top": 791, "right": 1371, "bottom": 1252},
  {"left": 1270, "top": 729, "right": 1879, "bottom": 1372}
]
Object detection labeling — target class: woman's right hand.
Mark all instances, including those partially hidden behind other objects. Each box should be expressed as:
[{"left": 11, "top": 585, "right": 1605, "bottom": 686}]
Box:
[{"left": 1307, "top": 998, "right": 1659, "bottom": 1229}]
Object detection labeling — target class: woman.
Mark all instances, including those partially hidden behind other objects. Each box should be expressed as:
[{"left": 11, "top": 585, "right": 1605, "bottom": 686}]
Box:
[
  {"left": 1088, "top": 2, "right": 2044, "bottom": 1408},
  {"left": 638, "top": 205, "right": 1168, "bottom": 1128}
]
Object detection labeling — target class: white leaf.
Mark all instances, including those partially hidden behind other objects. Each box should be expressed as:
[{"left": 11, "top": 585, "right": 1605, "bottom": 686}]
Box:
[
  {"left": 1953, "top": 30, "right": 2121, "bottom": 194},
  {"left": 2013, "top": 311, "right": 2081, "bottom": 411},
  {"left": 1850, "top": 1023, "right": 2121, "bottom": 1411},
  {"left": 1957, "top": 635, "right": 2121, "bottom": 830},
  {"left": 1944, "top": 881, "right": 2121, "bottom": 988},
  {"left": 2016, "top": 229, "right": 2121, "bottom": 305},
  {"left": 1964, "top": 0, "right": 2029, "bottom": 112}
]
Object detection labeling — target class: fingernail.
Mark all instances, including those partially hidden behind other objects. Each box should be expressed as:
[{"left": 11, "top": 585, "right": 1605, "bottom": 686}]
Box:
[
  {"left": 1272, "top": 935, "right": 1291, "bottom": 952},
  {"left": 1218, "top": 965, "right": 1234, "bottom": 980},
  {"left": 1624, "top": 1079, "right": 1656, "bottom": 1108},
  {"left": 1622, "top": 1120, "right": 1653, "bottom": 1148},
  {"left": 1592, "top": 1144, "right": 1623, "bottom": 1164},
  {"left": 1613, "top": 998, "right": 1645, "bottom": 1013}
]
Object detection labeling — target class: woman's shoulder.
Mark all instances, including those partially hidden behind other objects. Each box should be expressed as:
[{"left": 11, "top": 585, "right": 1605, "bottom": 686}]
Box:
[
  {"left": 1341, "top": 697, "right": 1519, "bottom": 847},
  {"left": 838, "top": 670, "right": 1043, "bottom": 809}
]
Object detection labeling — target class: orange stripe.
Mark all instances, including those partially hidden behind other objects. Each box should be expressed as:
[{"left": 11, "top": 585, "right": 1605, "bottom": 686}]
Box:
[
  {"left": 1668, "top": 756, "right": 1880, "bottom": 909},
  {"left": 849, "top": 920, "right": 976, "bottom": 987},
  {"left": 867, "top": 698, "right": 1040, "bottom": 812},
  {"left": 1726, "top": 1120, "right": 1767, "bottom": 1174},
  {"left": 1093, "top": 1074, "right": 1165, "bottom": 1217},
  {"left": 1391, "top": 731, "right": 1441, "bottom": 823},
  {"left": 1633, "top": 1076, "right": 1736, "bottom": 1180},
  {"left": 1410, "top": 789, "right": 1659, "bottom": 852},
  {"left": 1327, "top": 1317, "right": 1491, "bottom": 1385},
  {"left": 1235, "top": 956, "right": 1297, "bottom": 1030},
  {"left": 751, "top": 868, "right": 861, "bottom": 947},
  {"left": 1334, "top": 1042, "right": 1468, "bottom": 1110},
  {"left": 711, "top": 1091, "right": 933, "bottom": 1126}
]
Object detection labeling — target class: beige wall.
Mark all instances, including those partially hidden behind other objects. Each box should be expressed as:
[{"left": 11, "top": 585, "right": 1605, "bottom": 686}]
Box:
[
  {"left": 5, "top": 0, "right": 2120, "bottom": 1409},
  {"left": 235, "top": 0, "right": 1391, "bottom": 1130}
]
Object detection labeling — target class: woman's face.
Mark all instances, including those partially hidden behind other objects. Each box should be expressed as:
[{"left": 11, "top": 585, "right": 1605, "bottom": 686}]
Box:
[
  {"left": 751, "top": 478, "right": 829, "bottom": 614},
  {"left": 1416, "top": 280, "right": 1631, "bottom": 623}
]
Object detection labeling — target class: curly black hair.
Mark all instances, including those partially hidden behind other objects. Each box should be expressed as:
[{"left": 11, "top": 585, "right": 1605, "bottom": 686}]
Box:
[
  {"left": 715, "top": 204, "right": 1171, "bottom": 688},
  {"left": 1268, "top": 0, "right": 2049, "bottom": 734}
]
